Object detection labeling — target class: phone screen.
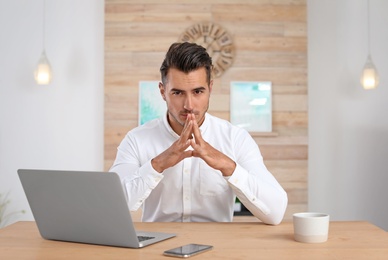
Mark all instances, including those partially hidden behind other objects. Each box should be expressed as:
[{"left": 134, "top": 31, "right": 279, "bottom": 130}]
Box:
[{"left": 163, "top": 243, "right": 213, "bottom": 258}]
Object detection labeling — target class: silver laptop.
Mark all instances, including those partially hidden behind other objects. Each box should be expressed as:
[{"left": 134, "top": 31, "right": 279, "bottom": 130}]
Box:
[{"left": 18, "top": 169, "right": 176, "bottom": 248}]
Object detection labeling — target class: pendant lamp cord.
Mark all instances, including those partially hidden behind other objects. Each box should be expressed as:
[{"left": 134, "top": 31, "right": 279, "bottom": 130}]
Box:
[
  {"left": 42, "top": 0, "right": 46, "bottom": 50},
  {"left": 367, "top": 0, "right": 370, "bottom": 55}
]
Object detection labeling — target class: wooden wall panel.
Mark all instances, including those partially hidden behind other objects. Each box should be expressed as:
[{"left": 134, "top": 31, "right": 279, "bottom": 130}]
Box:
[{"left": 104, "top": 0, "right": 307, "bottom": 220}]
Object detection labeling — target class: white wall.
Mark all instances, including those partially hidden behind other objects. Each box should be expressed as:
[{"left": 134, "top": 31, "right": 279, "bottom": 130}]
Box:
[
  {"left": 308, "top": 0, "right": 388, "bottom": 230},
  {"left": 0, "top": 0, "right": 104, "bottom": 227}
]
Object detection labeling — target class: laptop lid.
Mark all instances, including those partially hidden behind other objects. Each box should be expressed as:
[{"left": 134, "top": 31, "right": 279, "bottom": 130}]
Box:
[{"left": 17, "top": 169, "right": 175, "bottom": 248}]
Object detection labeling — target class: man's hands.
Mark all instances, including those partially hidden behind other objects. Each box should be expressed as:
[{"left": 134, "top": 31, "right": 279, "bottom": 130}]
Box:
[
  {"left": 150, "top": 114, "right": 194, "bottom": 173},
  {"left": 151, "top": 114, "right": 236, "bottom": 176},
  {"left": 188, "top": 114, "right": 236, "bottom": 176}
]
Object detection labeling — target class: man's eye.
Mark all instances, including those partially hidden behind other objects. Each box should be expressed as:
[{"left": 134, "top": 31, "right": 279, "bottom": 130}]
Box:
[
  {"left": 172, "top": 91, "right": 182, "bottom": 95},
  {"left": 194, "top": 90, "right": 204, "bottom": 94}
]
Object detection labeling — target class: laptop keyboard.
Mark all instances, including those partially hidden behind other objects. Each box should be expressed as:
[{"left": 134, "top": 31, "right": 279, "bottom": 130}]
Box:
[{"left": 138, "top": 235, "right": 155, "bottom": 242}]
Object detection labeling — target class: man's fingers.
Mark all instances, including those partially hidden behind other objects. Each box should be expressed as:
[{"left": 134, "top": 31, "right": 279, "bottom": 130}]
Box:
[
  {"left": 180, "top": 118, "right": 193, "bottom": 142},
  {"left": 191, "top": 116, "right": 203, "bottom": 144},
  {"left": 181, "top": 150, "right": 193, "bottom": 159}
]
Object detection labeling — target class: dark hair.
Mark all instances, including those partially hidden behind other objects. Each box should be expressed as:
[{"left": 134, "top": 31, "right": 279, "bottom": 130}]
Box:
[{"left": 160, "top": 42, "right": 213, "bottom": 85}]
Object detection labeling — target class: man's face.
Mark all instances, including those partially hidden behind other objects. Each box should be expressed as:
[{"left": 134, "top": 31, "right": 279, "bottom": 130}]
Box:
[{"left": 159, "top": 67, "right": 212, "bottom": 135}]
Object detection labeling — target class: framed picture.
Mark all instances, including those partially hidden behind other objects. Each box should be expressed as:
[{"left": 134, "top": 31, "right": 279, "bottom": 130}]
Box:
[
  {"left": 230, "top": 81, "right": 272, "bottom": 132},
  {"left": 138, "top": 81, "right": 166, "bottom": 125}
]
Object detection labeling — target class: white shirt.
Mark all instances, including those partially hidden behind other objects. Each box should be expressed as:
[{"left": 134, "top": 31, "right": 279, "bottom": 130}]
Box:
[{"left": 110, "top": 113, "right": 288, "bottom": 224}]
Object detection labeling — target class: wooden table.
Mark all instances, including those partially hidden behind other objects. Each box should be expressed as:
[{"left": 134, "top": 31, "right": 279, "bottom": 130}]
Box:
[{"left": 0, "top": 221, "right": 387, "bottom": 259}]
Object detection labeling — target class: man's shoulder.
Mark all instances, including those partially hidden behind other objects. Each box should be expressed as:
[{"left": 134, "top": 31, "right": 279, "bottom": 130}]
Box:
[
  {"left": 129, "top": 117, "right": 163, "bottom": 136},
  {"left": 207, "top": 113, "right": 241, "bottom": 130},
  {"left": 206, "top": 113, "right": 249, "bottom": 137}
]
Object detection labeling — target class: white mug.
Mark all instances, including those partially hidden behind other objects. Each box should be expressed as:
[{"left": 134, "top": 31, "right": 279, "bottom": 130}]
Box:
[{"left": 293, "top": 212, "right": 330, "bottom": 243}]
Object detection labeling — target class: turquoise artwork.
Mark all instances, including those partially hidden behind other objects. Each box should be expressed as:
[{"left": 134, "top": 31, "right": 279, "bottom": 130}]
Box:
[
  {"left": 230, "top": 81, "right": 272, "bottom": 132},
  {"left": 139, "top": 81, "right": 166, "bottom": 125}
]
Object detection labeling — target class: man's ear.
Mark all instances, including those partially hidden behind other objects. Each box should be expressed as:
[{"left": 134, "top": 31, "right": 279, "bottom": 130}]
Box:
[
  {"left": 159, "top": 82, "right": 166, "bottom": 101},
  {"left": 209, "top": 80, "right": 213, "bottom": 94}
]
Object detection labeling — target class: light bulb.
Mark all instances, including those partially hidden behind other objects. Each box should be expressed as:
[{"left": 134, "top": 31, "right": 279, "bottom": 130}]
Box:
[
  {"left": 34, "top": 51, "right": 52, "bottom": 85},
  {"left": 360, "top": 55, "right": 379, "bottom": 90}
]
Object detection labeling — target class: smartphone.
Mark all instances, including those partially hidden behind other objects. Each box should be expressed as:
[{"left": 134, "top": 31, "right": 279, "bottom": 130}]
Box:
[{"left": 163, "top": 243, "right": 213, "bottom": 258}]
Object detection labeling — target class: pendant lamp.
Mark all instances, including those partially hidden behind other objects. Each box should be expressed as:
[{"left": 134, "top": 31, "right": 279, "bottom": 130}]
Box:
[
  {"left": 360, "top": 0, "right": 379, "bottom": 90},
  {"left": 34, "top": 0, "right": 52, "bottom": 85}
]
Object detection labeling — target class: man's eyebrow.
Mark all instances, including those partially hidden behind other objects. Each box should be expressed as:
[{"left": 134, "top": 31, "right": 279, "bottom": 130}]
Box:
[
  {"left": 170, "top": 88, "right": 185, "bottom": 92},
  {"left": 170, "top": 86, "right": 207, "bottom": 92},
  {"left": 194, "top": 86, "right": 206, "bottom": 91}
]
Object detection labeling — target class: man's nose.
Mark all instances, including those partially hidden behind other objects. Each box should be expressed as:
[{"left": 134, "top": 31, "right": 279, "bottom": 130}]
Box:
[{"left": 183, "top": 95, "right": 193, "bottom": 111}]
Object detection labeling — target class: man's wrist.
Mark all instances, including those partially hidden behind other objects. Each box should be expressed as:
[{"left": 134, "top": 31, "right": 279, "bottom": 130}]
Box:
[
  {"left": 221, "top": 160, "right": 236, "bottom": 176},
  {"left": 151, "top": 157, "right": 164, "bottom": 173}
]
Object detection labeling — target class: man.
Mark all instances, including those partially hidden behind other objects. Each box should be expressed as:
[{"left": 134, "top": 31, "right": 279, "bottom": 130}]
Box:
[{"left": 110, "top": 42, "right": 287, "bottom": 224}]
